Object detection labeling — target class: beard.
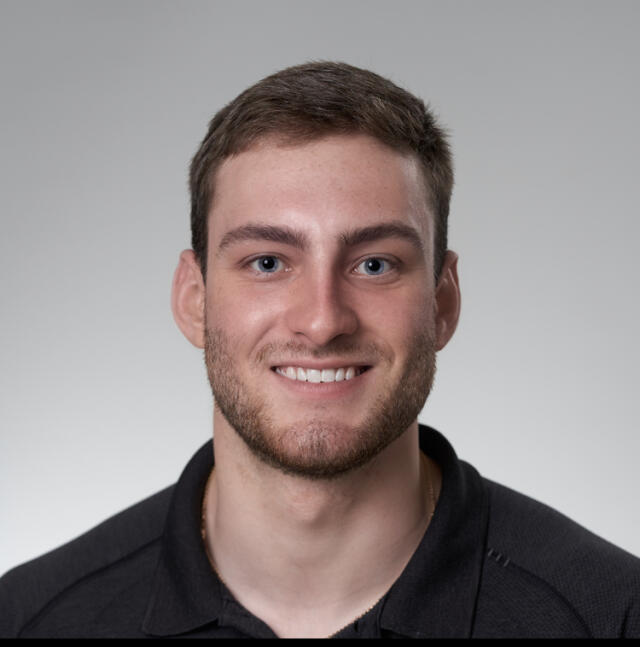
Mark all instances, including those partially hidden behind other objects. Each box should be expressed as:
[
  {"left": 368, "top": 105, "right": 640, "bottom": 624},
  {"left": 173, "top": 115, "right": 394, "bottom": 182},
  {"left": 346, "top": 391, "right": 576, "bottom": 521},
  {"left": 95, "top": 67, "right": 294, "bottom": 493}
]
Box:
[{"left": 204, "top": 324, "right": 437, "bottom": 480}]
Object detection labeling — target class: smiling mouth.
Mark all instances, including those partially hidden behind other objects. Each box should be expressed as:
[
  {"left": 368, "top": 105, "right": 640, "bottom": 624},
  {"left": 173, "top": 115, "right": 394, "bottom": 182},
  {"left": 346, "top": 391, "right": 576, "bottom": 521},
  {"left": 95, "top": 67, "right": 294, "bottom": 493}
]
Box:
[{"left": 272, "top": 366, "right": 371, "bottom": 383}]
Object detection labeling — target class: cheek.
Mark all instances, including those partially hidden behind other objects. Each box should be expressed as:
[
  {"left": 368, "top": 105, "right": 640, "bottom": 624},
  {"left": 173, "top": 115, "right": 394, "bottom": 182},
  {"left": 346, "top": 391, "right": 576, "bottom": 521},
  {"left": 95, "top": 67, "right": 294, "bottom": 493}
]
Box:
[
  {"left": 205, "top": 281, "right": 283, "bottom": 343},
  {"left": 353, "top": 284, "right": 433, "bottom": 337}
]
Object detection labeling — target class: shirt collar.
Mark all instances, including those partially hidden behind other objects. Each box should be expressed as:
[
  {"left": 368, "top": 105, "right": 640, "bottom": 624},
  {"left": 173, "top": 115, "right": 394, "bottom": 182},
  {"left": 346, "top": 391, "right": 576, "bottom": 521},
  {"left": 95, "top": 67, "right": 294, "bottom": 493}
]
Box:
[
  {"left": 142, "top": 425, "right": 489, "bottom": 638},
  {"left": 142, "top": 439, "right": 222, "bottom": 636},
  {"left": 379, "top": 426, "right": 489, "bottom": 638}
]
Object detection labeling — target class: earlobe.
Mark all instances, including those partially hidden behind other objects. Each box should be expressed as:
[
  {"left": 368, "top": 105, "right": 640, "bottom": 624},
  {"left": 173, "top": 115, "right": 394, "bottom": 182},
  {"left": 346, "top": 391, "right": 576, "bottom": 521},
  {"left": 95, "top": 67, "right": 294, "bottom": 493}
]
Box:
[
  {"left": 434, "top": 251, "right": 461, "bottom": 351},
  {"left": 171, "top": 249, "right": 206, "bottom": 348}
]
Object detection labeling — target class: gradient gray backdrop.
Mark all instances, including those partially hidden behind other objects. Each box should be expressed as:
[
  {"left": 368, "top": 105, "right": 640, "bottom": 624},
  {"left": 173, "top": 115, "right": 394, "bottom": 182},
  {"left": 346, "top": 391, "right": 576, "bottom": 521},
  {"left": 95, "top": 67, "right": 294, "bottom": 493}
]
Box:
[{"left": 2, "top": 0, "right": 639, "bottom": 575}]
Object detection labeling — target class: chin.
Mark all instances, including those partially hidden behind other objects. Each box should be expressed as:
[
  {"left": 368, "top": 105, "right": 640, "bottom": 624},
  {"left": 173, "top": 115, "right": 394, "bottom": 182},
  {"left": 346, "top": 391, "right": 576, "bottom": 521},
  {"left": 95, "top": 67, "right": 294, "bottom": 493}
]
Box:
[{"left": 229, "top": 413, "right": 406, "bottom": 481}]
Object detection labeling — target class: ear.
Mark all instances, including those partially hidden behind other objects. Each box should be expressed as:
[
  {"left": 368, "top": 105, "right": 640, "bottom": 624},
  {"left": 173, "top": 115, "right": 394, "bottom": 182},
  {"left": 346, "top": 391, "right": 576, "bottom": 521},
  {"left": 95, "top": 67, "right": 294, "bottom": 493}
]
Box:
[
  {"left": 434, "top": 250, "right": 461, "bottom": 351},
  {"left": 171, "top": 249, "right": 206, "bottom": 348}
]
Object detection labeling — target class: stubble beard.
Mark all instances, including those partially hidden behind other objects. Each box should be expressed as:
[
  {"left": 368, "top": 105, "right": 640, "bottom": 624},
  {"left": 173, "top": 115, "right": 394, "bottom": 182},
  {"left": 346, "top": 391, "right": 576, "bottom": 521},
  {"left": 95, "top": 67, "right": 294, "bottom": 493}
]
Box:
[{"left": 204, "top": 325, "right": 437, "bottom": 480}]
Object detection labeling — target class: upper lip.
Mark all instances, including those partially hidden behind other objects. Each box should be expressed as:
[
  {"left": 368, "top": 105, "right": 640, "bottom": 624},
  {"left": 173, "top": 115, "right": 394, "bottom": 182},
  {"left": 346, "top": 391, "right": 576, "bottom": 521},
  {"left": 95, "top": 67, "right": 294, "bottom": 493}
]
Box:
[{"left": 270, "top": 360, "right": 372, "bottom": 370}]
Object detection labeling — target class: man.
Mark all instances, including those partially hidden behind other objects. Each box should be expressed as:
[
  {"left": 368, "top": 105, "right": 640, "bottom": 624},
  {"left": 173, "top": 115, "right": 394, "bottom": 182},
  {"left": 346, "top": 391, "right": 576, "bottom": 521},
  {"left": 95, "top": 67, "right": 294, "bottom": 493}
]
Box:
[{"left": 1, "top": 62, "right": 638, "bottom": 639}]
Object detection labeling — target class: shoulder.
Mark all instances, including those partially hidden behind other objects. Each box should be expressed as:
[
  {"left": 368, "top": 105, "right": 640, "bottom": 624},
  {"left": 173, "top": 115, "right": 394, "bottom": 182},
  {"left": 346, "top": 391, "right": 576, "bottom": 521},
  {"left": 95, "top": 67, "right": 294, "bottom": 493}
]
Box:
[
  {"left": 0, "top": 485, "right": 174, "bottom": 638},
  {"left": 476, "top": 476, "right": 640, "bottom": 638}
]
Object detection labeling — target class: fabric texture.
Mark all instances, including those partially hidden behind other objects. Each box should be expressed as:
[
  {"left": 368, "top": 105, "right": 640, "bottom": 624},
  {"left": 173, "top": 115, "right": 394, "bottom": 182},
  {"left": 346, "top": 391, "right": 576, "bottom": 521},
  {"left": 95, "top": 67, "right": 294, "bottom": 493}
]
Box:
[{"left": 1, "top": 425, "right": 639, "bottom": 638}]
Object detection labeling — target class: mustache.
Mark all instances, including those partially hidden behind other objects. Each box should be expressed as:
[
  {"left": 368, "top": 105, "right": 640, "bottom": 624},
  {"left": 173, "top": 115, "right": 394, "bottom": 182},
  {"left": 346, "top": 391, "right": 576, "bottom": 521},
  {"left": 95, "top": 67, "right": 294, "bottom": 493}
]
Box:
[{"left": 254, "top": 339, "right": 388, "bottom": 365}]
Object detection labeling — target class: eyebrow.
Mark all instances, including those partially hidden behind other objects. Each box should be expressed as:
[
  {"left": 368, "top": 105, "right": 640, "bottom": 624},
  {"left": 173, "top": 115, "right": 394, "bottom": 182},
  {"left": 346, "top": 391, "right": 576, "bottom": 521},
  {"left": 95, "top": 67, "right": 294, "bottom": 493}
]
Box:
[
  {"left": 217, "top": 224, "right": 310, "bottom": 254},
  {"left": 216, "top": 220, "right": 424, "bottom": 255},
  {"left": 340, "top": 222, "right": 424, "bottom": 253}
]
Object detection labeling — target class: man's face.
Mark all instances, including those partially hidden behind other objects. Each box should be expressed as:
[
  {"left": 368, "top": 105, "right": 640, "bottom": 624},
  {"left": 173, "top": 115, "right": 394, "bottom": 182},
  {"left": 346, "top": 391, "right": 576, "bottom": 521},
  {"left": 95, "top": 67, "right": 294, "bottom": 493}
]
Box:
[{"left": 203, "top": 134, "right": 441, "bottom": 479}]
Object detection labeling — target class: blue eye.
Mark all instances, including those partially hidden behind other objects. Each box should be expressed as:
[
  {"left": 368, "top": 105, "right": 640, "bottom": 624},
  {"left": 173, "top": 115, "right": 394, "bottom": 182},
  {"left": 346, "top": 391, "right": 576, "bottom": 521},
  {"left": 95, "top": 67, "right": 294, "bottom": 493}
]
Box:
[
  {"left": 356, "top": 257, "right": 390, "bottom": 276},
  {"left": 250, "top": 256, "right": 282, "bottom": 273}
]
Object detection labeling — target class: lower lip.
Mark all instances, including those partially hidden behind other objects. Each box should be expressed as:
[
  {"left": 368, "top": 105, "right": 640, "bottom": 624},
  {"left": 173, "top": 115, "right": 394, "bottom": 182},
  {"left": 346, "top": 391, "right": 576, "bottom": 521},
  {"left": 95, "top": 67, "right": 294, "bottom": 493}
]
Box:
[{"left": 270, "top": 368, "right": 372, "bottom": 400}]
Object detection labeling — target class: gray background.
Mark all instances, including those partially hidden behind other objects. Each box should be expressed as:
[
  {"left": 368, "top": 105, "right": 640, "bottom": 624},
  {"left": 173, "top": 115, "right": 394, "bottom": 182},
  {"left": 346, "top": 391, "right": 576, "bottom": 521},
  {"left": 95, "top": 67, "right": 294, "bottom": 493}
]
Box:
[{"left": 1, "top": 0, "right": 639, "bottom": 576}]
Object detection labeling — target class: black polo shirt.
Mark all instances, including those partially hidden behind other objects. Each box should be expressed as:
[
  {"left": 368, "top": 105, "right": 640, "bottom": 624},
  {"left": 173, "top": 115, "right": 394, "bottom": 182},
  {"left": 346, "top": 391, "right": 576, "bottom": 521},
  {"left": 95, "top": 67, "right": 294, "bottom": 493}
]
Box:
[{"left": 1, "top": 425, "right": 639, "bottom": 638}]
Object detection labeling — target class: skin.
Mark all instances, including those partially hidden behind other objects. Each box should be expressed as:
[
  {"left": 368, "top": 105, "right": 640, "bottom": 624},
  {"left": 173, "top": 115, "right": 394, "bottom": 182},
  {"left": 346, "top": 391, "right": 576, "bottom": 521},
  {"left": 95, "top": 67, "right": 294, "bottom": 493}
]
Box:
[{"left": 171, "top": 133, "right": 461, "bottom": 637}]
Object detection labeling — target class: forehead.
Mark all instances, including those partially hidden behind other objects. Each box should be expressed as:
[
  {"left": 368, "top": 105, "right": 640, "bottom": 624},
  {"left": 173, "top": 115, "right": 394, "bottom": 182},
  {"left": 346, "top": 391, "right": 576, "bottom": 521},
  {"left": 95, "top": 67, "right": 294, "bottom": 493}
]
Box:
[{"left": 209, "top": 134, "right": 433, "bottom": 247}]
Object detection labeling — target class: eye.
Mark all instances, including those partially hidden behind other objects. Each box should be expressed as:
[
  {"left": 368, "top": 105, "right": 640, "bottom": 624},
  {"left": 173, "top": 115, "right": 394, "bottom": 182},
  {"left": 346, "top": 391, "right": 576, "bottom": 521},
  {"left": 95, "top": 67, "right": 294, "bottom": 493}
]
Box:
[
  {"left": 354, "top": 257, "right": 393, "bottom": 276},
  {"left": 249, "top": 255, "right": 283, "bottom": 273}
]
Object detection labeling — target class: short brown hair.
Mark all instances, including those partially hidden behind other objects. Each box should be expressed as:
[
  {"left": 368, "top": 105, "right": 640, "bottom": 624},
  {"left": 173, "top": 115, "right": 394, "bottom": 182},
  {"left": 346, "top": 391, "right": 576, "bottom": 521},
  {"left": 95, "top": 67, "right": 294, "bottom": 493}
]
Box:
[{"left": 189, "top": 61, "right": 453, "bottom": 281}]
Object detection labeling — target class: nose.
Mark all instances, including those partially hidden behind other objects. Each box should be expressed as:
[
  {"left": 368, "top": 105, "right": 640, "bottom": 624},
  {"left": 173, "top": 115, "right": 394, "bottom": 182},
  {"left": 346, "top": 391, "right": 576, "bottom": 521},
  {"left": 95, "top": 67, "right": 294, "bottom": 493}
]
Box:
[{"left": 284, "top": 272, "right": 359, "bottom": 347}]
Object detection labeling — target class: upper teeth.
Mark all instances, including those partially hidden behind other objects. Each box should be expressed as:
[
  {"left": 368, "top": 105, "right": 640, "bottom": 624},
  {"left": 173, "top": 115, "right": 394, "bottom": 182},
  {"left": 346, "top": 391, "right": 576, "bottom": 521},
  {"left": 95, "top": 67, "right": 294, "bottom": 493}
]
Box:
[{"left": 275, "top": 366, "right": 363, "bottom": 383}]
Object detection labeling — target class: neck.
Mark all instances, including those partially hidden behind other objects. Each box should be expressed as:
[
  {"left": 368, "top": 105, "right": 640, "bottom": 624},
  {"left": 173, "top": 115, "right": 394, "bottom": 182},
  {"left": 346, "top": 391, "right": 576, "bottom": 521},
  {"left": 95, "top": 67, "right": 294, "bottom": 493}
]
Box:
[{"left": 202, "top": 413, "right": 440, "bottom": 638}]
